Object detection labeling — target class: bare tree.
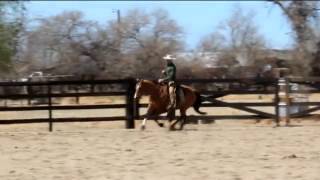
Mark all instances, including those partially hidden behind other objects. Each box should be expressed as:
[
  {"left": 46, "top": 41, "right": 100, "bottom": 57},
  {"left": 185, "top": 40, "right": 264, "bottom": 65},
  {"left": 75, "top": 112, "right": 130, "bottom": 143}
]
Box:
[
  {"left": 198, "top": 6, "right": 267, "bottom": 77},
  {"left": 116, "top": 8, "right": 184, "bottom": 78},
  {"left": 21, "top": 11, "right": 121, "bottom": 78},
  {"left": 271, "top": 0, "right": 320, "bottom": 76},
  {"left": 198, "top": 32, "right": 226, "bottom": 53},
  {"left": 19, "top": 8, "right": 184, "bottom": 79}
]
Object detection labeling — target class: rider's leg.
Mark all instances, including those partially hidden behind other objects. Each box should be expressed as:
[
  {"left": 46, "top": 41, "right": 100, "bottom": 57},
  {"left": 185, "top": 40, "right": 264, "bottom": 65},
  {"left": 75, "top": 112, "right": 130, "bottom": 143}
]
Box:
[{"left": 168, "top": 85, "right": 176, "bottom": 110}]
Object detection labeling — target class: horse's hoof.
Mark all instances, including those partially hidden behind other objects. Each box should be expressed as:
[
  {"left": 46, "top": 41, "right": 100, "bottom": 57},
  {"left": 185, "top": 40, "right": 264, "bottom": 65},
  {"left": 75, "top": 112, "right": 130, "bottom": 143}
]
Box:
[
  {"left": 159, "top": 123, "right": 164, "bottom": 127},
  {"left": 141, "top": 125, "right": 146, "bottom": 131},
  {"left": 168, "top": 126, "right": 175, "bottom": 131}
]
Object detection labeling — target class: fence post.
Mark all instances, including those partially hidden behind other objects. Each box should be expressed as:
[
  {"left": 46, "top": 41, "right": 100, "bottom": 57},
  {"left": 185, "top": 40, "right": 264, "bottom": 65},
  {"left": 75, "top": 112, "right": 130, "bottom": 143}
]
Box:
[
  {"left": 75, "top": 86, "right": 80, "bottom": 104},
  {"left": 274, "top": 67, "right": 291, "bottom": 126},
  {"left": 27, "top": 78, "right": 32, "bottom": 105},
  {"left": 125, "top": 78, "right": 135, "bottom": 129},
  {"left": 90, "top": 75, "right": 95, "bottom": 93},
  {"left": 48, "top": 83, "right": 53, "bottom": 132},
  {"left": 274, "top": 80, "right": 280, "bottom": 126},
  {"left": 277, "top": 77, "right": 291, "bottom": 126}
]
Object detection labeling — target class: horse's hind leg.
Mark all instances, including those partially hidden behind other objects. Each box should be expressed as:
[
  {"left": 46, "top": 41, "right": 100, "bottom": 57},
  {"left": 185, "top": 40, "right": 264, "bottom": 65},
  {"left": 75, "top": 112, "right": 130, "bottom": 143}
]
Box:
[
  {"left": 179, "top": 115, "right": 186, "bottom": 130},
  {"left": 168, "top": 119, "right": 176, "bottom": 131},
  {"left": 167, "top": 109, "right": 177, "bottom": 131},
  {"left": 170, "top": 118, "right": 182, "bottom": 131},
  {"left": 178, "top": 110, "right": 187, "bottom": 130}
]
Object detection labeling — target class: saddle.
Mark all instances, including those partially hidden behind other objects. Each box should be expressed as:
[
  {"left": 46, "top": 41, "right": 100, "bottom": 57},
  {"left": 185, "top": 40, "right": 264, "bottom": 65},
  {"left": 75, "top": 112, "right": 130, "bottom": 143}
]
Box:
[{"left": 157, "top": 81, "right": 185, "bottom": 106}]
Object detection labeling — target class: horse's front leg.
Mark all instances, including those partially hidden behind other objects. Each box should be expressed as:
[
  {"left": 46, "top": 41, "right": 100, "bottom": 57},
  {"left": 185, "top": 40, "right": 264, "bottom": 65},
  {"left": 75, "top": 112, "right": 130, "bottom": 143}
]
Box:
[
  {"left": 141, "top": 105, "right": 162, "bottom": 130},
  {"left": 154, "top": 117, "right": 165, "bottom": 127},
  {"left": 141, "top": 115, "right": 164, "bottom": 130},
  {"left": 141, "top": 117, "right": 148, "bottom": 130},
  {"left": 141, "top": 106, "right": 153, "bottom": 130}
]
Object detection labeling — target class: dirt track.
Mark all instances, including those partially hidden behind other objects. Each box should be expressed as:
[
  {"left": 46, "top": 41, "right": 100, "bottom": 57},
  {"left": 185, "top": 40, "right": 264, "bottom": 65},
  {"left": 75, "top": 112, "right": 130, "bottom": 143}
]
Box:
[
  {"left": 1, "top": 120, "right": 320, "bottom": 180},
  {"left": 1, "top": 95, "right": 320, "bottom": 179}
]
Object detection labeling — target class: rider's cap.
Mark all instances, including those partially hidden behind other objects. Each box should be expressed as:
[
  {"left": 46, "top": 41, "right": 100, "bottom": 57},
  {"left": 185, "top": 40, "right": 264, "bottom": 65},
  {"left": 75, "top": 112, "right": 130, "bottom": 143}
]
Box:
[{"left": 163, "top": 54, "right": 176, "bottom": 61}]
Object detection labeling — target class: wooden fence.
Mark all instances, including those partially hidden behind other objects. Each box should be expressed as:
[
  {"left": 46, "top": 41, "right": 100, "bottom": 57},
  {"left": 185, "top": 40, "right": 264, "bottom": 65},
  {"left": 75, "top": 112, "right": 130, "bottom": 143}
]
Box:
[
  {"left": 136, "top": 78, "right": 278, "bottom": 121},
  {"left": 288, "top": 77, "right": 320, "bottom": 118},
  {"left": 0, "top": 79, "right": 136, "bottom": 131},
  {"left": 1, "top": 77, "right": 318, "bottom": 131}
]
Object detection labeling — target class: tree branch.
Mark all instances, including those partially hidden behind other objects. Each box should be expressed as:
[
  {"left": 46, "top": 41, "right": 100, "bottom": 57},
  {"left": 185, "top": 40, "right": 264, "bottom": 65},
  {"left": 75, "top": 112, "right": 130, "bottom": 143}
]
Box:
[{"left": 271, "top": 0, "right": 291, "bottom": 18}]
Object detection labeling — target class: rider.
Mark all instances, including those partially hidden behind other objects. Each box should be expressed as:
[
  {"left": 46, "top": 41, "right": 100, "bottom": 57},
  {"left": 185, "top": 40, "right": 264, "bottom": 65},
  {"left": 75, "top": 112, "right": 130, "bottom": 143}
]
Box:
[{"left": 158, "top": 54, "right": 177, "bottom": 111}]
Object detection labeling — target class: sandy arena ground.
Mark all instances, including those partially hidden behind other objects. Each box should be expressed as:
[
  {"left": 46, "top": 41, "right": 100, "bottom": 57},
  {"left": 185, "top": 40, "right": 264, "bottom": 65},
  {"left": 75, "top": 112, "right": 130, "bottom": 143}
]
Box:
[
  {"left": 1, "top": 120, "right": 320, "bottom": 180},
  {"left": 0, "top": 95, "right": 320, "bottom": 180}
]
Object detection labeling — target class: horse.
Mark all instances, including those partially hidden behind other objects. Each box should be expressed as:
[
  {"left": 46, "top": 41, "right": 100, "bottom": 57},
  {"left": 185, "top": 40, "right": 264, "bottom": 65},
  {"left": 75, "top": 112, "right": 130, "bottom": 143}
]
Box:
[{"left": 134, "top": 79, "right": 209, "bottom": 131}]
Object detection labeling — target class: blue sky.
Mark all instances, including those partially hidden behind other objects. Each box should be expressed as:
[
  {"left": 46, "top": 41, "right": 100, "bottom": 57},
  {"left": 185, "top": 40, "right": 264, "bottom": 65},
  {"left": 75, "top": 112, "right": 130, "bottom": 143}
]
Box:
[{"left": 26, "top": 1, "right": 293, "bottom": 50}]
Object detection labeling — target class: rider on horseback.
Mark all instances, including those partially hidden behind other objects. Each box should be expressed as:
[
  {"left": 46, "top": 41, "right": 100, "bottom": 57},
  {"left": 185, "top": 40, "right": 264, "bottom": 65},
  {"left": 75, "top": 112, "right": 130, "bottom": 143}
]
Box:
[{"left": 158, "top": 54, "right": 177, "bottom": 112}]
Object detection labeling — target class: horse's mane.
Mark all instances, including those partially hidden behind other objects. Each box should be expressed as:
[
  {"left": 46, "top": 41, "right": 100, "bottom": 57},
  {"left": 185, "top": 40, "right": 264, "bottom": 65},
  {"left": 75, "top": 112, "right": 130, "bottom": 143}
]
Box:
[
  {"left": 140, "top": 79, "right": 168, "bottom": 90},
  {"left": 141, "top": 79, "right": 159, "bottom": 85},
  {"left": 151, "top": 80, "right": 159, "bottom": 84},
  {"left": 150, "top": 80, "right": 168, "bottom": 88}
]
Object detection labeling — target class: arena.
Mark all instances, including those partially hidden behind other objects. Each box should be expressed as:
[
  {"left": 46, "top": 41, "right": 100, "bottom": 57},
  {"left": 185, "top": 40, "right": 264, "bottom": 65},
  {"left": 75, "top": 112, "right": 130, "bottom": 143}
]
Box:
[{"left": 0, "top": 96, "right": 320, "bottom": 180}]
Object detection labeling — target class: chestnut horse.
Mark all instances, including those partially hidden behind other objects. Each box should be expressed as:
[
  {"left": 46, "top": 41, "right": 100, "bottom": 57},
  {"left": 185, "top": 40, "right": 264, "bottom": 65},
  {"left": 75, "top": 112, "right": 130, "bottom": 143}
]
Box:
[{"left": 134, "top": 79, "right": 207, "bottom": 131}]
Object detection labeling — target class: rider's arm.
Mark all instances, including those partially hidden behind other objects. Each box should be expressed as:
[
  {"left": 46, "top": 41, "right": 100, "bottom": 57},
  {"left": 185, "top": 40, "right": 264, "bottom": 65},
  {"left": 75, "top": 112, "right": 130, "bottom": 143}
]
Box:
[{"left": 162, "top": 67, "right": 174, "bottom": 81}]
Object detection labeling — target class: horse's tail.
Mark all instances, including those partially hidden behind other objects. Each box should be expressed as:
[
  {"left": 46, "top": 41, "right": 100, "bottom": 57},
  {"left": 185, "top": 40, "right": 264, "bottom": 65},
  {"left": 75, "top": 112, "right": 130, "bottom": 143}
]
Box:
[{"left": 193, "top": 92, "right": 207, "bottom": 115}]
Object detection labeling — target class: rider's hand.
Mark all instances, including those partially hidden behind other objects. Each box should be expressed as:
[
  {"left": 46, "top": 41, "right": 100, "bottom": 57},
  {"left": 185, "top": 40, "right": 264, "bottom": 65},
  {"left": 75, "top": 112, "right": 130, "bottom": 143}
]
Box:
[{"left": 158, "top": 79, "right": 164, "bottom": 83}]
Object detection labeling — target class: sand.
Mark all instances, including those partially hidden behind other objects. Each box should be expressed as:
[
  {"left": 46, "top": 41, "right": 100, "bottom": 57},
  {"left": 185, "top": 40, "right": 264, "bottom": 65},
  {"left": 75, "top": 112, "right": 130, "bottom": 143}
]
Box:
[
  {"left": 1, "top": 95, "right": 320, "bottom": 180},
  {"left": 0, "top": 120, "right": 320, "bottom": 180}
]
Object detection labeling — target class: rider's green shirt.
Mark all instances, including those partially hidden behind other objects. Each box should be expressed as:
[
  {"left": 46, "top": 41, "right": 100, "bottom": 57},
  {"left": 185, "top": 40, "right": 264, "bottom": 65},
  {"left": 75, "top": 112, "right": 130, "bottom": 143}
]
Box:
[{"left": 163, "top": 62, "right": 176, "bottom": 82}]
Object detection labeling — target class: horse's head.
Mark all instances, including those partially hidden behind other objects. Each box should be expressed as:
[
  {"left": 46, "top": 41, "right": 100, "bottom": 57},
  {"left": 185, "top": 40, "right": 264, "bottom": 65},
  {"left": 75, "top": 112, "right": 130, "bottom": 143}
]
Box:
[{"left": 134, "top": 79, "right": 157, "bottom": 99}]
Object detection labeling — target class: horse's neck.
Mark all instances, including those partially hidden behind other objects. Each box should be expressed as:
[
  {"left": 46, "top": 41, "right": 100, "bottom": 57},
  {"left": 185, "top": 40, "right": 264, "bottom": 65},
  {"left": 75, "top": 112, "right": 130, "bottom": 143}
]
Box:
[
  {"left": 144, "top": 82, "right": 161, "bottom": 98},
  {"left": 150, "top": 85, "right": 169, "bottom": 103}
]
